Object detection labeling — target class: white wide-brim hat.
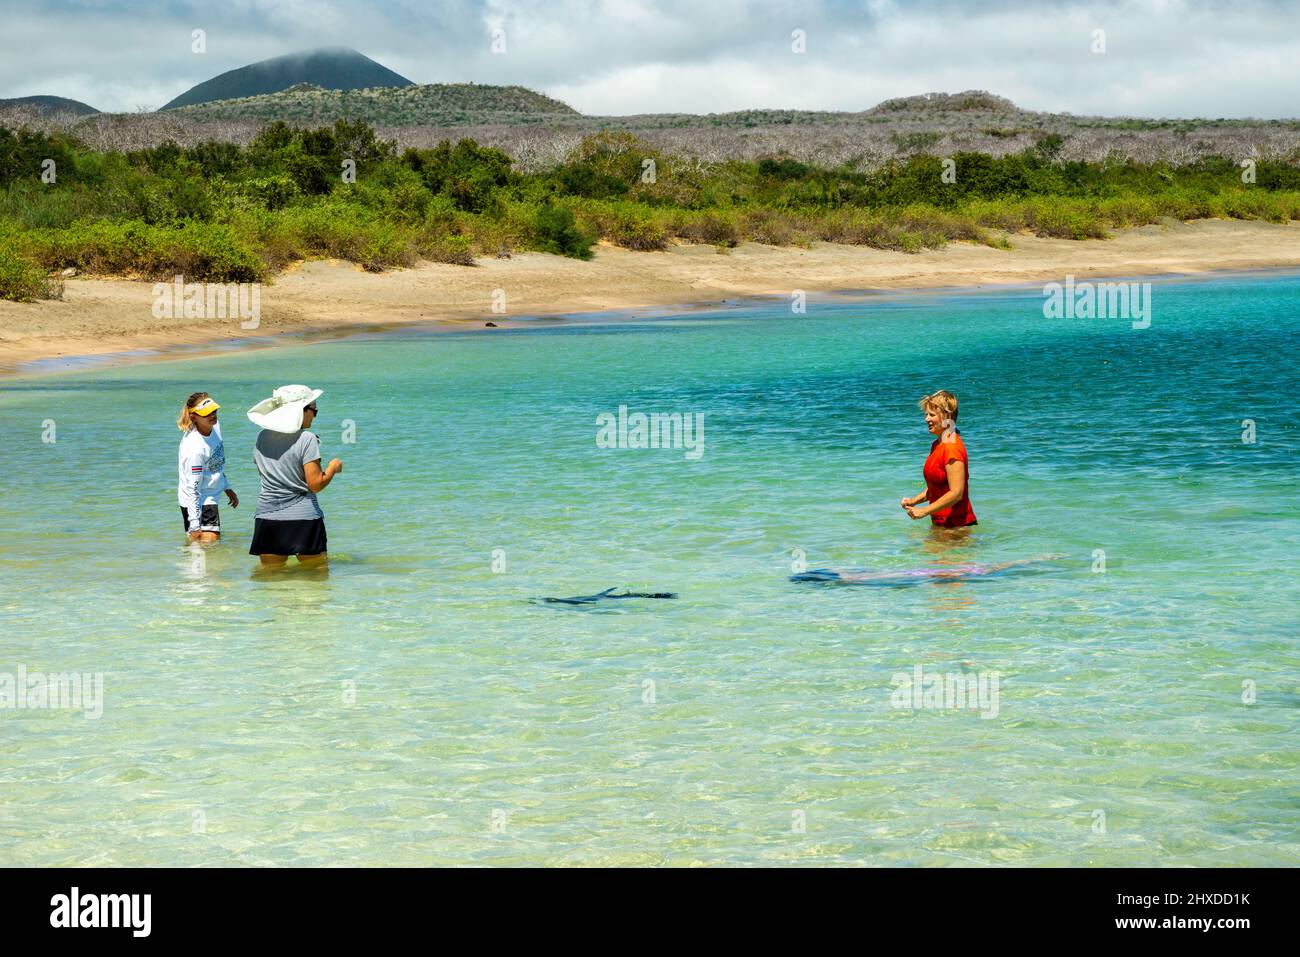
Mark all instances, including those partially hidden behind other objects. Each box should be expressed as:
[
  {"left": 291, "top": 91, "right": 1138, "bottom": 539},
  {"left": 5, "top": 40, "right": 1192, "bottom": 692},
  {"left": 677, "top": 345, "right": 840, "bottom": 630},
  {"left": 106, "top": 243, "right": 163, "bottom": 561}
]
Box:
[{"left": 247, "top": 384, "right": 323, "bottom": 434}]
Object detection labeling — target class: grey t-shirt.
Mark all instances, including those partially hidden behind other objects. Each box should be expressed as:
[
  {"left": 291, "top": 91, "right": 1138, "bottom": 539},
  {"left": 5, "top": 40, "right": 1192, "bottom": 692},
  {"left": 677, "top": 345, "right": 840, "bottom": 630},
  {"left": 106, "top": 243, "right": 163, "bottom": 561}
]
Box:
[{"left": 254, "top": 429, "right": 324, "bottom": 520}]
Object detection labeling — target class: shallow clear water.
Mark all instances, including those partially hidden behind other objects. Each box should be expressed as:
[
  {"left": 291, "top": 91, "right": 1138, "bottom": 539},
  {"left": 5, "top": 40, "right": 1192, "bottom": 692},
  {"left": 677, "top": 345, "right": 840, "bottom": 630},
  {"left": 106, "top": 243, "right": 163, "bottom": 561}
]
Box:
[{"left": 1, "top": 273, "right": 1296, "bottom": 866}]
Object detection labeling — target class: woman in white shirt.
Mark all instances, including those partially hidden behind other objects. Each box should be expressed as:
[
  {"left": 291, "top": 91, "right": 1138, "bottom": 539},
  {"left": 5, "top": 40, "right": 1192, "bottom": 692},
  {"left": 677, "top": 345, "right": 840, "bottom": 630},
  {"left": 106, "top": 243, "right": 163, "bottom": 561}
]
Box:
[{"left": 177, "top": 391, "right": 239, "bottom": 541}]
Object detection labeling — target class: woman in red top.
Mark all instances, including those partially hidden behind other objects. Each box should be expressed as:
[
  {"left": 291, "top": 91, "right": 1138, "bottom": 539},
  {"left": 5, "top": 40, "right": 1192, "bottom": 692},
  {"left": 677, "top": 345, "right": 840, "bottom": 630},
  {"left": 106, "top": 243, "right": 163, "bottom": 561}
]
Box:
[{"left": 900, "top": 390, "right": 977, "bottom": 528}]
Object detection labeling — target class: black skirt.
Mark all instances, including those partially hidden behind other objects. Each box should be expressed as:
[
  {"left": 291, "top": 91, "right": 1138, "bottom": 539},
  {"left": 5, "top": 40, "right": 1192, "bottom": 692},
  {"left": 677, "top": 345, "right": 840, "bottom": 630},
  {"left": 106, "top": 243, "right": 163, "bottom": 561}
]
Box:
[
  {"left": 179, "top": 504, "right": 221, "bottom": 533},
  {"left": 248, "top": 517, "right": 328, "bottom": 556}
]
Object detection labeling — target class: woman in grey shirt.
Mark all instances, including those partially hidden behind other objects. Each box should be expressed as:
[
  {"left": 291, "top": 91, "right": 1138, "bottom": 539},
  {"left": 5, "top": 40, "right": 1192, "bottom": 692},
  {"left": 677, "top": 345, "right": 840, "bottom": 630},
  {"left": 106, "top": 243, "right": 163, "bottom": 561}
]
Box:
[{"left": 246, "top": 384, "right": 343, "bottom": 566}]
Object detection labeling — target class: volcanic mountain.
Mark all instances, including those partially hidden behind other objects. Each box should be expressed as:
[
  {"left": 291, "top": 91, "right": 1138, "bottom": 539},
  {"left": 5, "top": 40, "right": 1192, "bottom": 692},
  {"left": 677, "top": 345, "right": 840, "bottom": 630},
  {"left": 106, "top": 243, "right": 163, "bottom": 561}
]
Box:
[{"left": 160, "top": 46, "right": 413, "bottom": 110}]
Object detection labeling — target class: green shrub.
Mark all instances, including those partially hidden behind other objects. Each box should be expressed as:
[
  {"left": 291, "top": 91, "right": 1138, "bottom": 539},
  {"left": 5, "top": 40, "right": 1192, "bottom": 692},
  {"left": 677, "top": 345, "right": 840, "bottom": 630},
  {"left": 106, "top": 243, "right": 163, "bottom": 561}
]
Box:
[
  {"left": 156, "top": 222, "right": 266, "bottom": 280},
  {"left": 25, "top": 219, "right": 265, "bottom": 281},
  {"left": 740, "top": 208, "right": 796, "bottom": 245},
  {"left": 617, "top": 218, "right": 669, "bottom": 250},
  {"left": 1011, "top": 198, "right": 1108, "bottom": 239},
  {"left": 0, "top": 127, "right": 78, "bottom": 187},
  {"left": 675, "top": 210, "right": 738, "bottom": 246},
  {"left": 532, "top": 202, "right": 595, "bottom": 258},
  {"left": 238, "top": 174, "right": 300, "bottom": 211},
  {"left": 0, "top": 180, "right": 113, "bottom": 229},
  {"left": 403, "top": 139, "right": 515, "bottom": 213},
  {"left": 757, "top": 157, "right": 811, "bottom": 181},
  {"left": 427, "top": 234, "right": 476, "bottom": 266},
  {"left": 1158, "top": 189, "right": 1216, "bottom": 221},
  {"left": 580, "top": 202, "right": 670, "bottom": 250},
  {"left": 0, "top": 247, "right": 56, "bottom": 301},
  {"left": 167, "top": 175, "right": 214, "bottom": 221},
  {"left": 897, "top": 204, "right": 989, "bottom": 245},
  {"left": 1273, "top": 191, "right": 1300, "bottom": 220},
  {"left": 553, "top": 163, "right": 629, "bottom": 199},
  {"left": 390, "top": 179, "right": 434, "bottom": 221},
  {"left": 186, "top": 140, "right": 245, "bottom": 178},
  {"left": 1097, "top": 195, "right": 1159, "bottom": 228},
  {"left": 277, "top": 201, "right": 366, "bottom": 258},
  {"left": 1217, "top": 189, "right": 1284, "bottom": 222},
  {"left": 550, "top": 133, "right": 656, "bottom": 199},
  {"left": 965, "top": 199, "right": 1031, "bottom": 233}
]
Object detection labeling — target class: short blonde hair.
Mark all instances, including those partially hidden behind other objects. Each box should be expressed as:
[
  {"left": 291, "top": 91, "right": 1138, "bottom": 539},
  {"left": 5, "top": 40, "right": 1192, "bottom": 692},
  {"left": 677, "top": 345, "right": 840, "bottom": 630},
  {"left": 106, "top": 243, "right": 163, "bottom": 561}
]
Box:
[{"left": 918, "top": 390, "right": 959, "bottom": 421}]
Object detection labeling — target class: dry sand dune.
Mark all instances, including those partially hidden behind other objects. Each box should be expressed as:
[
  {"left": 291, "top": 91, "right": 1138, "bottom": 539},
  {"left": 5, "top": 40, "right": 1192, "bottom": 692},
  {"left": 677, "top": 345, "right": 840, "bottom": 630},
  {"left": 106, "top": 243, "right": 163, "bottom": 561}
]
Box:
[{"left": 3, "top": 217, "right": 1299, "bottom": 374}]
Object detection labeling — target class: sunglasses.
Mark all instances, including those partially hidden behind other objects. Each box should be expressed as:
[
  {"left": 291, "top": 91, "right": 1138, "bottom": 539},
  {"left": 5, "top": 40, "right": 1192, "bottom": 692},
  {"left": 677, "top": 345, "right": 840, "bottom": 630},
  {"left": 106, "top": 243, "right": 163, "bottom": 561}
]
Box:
[{"left": 304, "top": 405, "right": 318, "bottom": 413}]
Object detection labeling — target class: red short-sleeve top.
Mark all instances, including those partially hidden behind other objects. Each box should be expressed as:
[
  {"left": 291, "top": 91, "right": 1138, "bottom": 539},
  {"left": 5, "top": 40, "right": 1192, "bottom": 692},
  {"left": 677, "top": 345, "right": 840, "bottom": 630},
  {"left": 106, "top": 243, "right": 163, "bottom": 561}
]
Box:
[{"left": 923, "top": 433, "right": 977, "bottom": 528}]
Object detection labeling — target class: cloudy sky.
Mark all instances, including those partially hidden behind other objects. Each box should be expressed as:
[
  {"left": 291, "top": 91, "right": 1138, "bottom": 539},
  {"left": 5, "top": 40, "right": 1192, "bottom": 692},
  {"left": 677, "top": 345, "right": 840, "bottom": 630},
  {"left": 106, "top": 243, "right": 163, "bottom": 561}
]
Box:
[{"left": 2, "top": 0, "right": 1298, "bottom": 118}]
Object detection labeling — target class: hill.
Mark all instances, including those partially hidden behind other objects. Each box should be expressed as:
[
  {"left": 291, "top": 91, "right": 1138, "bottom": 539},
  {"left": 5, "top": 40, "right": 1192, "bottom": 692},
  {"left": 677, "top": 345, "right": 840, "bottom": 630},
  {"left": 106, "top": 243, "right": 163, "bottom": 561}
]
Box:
[
  {"left": 0, "top": 95, "right": 99, "bottom": 117},
  {"left": 8, "top": 89, "right": 1297, "bottom": 172},
  {"left": 167, "top": 82, "right": 579, "bottom": 125},
  {"left": 160, "top": 46, "right": 413, "bottom": 110}
]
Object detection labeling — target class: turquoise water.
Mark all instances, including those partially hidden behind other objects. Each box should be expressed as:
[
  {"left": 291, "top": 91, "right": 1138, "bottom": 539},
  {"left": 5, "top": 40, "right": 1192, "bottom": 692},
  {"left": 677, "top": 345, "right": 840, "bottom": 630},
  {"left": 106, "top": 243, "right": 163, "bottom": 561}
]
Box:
[{"left": 1, "top": 272, "right": 1296, "bottom": 866}]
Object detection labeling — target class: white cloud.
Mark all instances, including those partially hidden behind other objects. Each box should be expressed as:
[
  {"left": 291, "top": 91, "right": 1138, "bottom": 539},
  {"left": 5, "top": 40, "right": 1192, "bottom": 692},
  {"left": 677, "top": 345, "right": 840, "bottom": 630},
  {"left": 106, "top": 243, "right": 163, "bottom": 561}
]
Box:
[{"left": 0, "top": 0, "right": 1297, "bottom": 117}]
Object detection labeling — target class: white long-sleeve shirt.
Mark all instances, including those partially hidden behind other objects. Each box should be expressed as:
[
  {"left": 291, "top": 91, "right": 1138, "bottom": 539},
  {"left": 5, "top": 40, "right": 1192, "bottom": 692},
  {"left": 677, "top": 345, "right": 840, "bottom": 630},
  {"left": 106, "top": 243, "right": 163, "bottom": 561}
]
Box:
[{"left": 177, "top": 422, "right": 230, "bottom": 527}]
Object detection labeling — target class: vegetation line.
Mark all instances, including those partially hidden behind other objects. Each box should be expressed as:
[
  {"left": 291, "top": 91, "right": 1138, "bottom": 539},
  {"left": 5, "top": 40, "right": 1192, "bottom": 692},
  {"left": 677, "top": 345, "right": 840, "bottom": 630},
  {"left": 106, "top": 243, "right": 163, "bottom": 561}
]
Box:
[{"left": 2, "top": 119, "right": 1299, "bottom": 301}]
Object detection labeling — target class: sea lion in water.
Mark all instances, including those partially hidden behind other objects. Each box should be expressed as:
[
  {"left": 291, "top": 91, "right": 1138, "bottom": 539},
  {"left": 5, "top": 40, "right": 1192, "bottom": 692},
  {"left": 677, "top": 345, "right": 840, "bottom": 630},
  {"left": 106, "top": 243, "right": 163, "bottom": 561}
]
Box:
[
  {"left": 534, "top": 587, "right": 678, "bottom": 605},
  {"left": 792, "top": 555, "right": 1064, "bottom": 587}
]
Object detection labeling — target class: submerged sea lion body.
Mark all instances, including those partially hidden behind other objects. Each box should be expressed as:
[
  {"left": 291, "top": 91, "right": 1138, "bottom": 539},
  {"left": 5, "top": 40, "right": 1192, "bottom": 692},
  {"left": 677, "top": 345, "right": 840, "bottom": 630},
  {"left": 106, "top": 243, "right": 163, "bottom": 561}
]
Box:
[
  {"left": 792, "top": 555, "right": 1064, "bottom": 587},
  {"left": 535, "top": 587, "right": 678, "bottom": 605}
]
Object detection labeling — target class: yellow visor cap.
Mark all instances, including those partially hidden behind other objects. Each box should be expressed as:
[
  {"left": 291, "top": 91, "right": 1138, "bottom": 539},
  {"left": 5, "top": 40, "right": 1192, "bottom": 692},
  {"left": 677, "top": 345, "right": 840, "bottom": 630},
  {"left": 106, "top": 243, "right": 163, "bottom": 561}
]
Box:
[{"left": 190, "top": 398, "right": 220, "bottom": 416}]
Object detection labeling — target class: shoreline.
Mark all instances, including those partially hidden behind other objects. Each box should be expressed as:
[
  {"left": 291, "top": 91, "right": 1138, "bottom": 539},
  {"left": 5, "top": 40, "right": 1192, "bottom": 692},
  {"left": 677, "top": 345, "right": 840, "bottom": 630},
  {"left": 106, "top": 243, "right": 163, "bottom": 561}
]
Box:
[{"left": 3, "top": 217, "right": 1300, "bottom": 378}]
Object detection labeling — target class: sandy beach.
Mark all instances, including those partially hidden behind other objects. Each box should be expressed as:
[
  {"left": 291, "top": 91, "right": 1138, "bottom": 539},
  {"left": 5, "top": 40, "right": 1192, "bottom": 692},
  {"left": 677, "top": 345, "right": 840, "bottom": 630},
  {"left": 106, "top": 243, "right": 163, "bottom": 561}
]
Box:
[{"left": 3, "top": 217, "right": 1299, "bottom": 374}]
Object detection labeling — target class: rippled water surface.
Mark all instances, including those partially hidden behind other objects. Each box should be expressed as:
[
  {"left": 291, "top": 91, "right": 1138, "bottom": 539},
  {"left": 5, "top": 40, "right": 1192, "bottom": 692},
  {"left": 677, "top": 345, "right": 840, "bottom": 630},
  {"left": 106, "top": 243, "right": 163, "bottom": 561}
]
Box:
[{"left": 1, "top": 273, "right": 1296, "bottom": 866}]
